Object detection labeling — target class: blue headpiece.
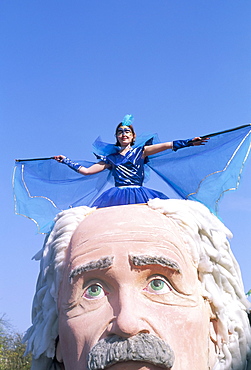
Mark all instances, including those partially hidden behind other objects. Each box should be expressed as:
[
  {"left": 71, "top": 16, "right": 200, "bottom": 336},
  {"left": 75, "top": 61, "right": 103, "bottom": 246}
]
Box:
[{"left": 121, "top": 114, "right": 134, "bottom": 126}]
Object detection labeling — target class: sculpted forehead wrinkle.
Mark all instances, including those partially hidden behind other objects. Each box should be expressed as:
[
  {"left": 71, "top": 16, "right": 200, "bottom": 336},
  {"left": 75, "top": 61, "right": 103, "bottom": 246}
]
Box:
[
  {"left": 72, "top": 223, "right": 186, "bottom": 254},
  {"left": 74, "top": 230, "right": 183, "bottom": 245},
  {"left": 69, "top": 205, "right": 191, "bottom": 270},
  {"left": 72, "top": 204, "right": 184, "bottom": 240}
]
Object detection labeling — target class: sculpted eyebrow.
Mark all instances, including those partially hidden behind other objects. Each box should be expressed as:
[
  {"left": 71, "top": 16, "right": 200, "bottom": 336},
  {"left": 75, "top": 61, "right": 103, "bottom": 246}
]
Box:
[
  {"left": 130, "top": 255, "right": 181, "bottom": 273},
  {"left": 69, "top": 256, "right": 114, "bottom": 283}
]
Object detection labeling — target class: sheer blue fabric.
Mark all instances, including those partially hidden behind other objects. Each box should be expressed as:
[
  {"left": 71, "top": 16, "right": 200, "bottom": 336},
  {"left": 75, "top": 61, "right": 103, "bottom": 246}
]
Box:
[
  {"left": 148, "top": 124, "right": 251, "bottom": 213},
  {"left": 92, "top": 132, "right": 160, "bottom": 156},
  {"left": 13, "top": 159, "right": 111, "bottom": 233},
  {"left": 13, "top": 125, "right": 251, "bottom": 233}
]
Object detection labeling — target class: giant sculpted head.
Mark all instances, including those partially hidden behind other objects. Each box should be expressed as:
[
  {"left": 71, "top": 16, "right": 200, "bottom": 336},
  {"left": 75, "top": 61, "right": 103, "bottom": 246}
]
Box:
[{"left": 24, "top": 199, "right": 251, "bottom": 370}]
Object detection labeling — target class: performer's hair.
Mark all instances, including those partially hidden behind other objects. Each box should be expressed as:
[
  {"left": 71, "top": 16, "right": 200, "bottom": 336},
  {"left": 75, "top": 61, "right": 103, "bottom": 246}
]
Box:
[
  {"left": 115, "top": 122, "right": 136, "bottom": 146},
  {"left": 24, "top": 199, "right": 251, "bottom": 370}
]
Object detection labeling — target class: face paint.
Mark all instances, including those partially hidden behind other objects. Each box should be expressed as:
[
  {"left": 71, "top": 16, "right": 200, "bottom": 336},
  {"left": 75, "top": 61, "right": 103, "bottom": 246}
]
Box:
[{"left": 116, "top": 127, "right": 133, "bottom": 136}]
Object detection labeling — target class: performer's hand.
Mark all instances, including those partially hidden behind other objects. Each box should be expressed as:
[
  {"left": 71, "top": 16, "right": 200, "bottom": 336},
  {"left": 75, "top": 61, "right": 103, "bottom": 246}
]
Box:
[
  {"left": 191, "top": 137, "right": 209, "bottom": 146},
  {"left": 54, "top": 155, "right": 66, "bottom": 162}
]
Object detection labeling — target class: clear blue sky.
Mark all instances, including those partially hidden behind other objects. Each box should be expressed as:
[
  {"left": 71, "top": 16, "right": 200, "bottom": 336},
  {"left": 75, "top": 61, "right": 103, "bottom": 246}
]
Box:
[{"left": 1, "top": 1, "right": 251, "bottom": 334}]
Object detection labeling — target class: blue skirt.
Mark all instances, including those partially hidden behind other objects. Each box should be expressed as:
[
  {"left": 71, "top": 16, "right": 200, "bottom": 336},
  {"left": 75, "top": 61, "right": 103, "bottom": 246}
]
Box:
[{"left": 92, "top": 186, "right": 169, "bottom": 208}]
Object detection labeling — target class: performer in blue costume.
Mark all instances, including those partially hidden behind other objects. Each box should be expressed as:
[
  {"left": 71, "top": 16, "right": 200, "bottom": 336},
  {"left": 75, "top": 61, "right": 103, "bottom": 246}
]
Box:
[
  {"left": 54, "top": 115, "right": 208, "bottom": 208},
  {"left": 14, "top": 116, "right": 251, "bottom": 233}
]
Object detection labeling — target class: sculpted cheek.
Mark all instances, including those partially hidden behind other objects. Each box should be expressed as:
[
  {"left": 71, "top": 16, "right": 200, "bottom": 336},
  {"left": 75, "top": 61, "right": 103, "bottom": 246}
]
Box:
[{"left": 58, "top": 315, "right": 95, "bottom": 367}]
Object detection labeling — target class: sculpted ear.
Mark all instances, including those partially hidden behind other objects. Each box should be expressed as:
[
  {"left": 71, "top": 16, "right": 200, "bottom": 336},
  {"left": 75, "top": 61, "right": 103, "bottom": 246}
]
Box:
[
  {"left": 207, "top": 301, "right": 222, "bottom": 367},
  {"left": 201, "top": 298, "right": 221, "bottom": 367}
]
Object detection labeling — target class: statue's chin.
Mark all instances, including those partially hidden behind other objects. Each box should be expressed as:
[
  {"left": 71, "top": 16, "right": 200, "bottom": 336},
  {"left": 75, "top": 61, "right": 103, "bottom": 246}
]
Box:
[{"left": 107, "top": 361, "right": 171, "bottom": 370}]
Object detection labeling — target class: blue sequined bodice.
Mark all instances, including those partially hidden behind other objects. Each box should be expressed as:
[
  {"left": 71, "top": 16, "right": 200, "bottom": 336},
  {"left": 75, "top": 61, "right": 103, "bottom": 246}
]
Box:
[{"left": 101, "top": 147, "right": 147, "bottom": 187}]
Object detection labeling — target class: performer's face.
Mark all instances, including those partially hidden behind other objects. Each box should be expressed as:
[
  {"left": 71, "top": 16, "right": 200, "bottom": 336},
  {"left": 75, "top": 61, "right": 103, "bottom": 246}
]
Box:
[
  {"left": 57, "top": 205, "right": 217, "bottom": 370},
  {"left": 116, "top": 126, "right": 135, "bottom": 146}
]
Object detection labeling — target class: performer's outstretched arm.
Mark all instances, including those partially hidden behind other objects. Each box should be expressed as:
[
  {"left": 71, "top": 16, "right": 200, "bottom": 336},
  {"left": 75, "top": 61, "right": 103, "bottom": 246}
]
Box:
[
  {"left": 143, "top": 137, "right": 209, "bottom": 157},
  {"left": 54, "top": 155, "right": 110, "bottom": 175}
]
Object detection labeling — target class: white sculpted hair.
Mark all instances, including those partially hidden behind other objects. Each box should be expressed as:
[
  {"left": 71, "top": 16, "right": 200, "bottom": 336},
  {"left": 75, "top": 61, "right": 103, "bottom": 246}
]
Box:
[{"left": 24, "top": 199, "right": 251, "bottom": 370}]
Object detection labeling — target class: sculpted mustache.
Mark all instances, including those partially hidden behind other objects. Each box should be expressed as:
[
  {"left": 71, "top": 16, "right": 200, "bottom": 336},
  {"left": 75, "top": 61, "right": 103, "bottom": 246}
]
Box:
[{"left": 87, "top": 333, "right": 175, "bottom": 369}]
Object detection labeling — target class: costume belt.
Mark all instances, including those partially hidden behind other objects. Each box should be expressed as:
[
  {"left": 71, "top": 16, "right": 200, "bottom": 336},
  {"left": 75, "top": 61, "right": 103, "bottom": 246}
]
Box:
[{"left": 116, "top": 185, "right": 141, "bottom": 189}]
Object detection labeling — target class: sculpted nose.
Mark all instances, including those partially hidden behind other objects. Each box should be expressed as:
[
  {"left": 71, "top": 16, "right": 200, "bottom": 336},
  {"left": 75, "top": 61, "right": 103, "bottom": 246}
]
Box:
[{"left": 108, "top": 289, "right": 150, "bottom": 338}]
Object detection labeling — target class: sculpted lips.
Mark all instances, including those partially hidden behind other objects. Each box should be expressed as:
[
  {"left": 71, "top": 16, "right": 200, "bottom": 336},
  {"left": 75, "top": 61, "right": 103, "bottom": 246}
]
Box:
[{"left": 87, "top": 333, "right": 175, "bottom": 370}]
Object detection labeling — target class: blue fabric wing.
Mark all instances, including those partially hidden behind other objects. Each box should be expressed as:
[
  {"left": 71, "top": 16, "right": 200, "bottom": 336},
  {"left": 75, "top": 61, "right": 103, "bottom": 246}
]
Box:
[
  {"left": 13, "top": 159, "right": 111, "bottom": 233},
  {"left": 147, "top": 124, "right": 251, "bottom": 214}
]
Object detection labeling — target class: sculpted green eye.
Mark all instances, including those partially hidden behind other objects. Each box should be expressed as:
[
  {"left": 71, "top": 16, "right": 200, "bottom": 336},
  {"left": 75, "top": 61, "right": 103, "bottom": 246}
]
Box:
[
  {"left": 150, "top": 279, "right": 165, "bottom": 290},
  {"left": 147, "top": 278, "right": 172, "bottom": 294},
  {"left": 83, "top": 284, "right": 105, "bottom": 299}
]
